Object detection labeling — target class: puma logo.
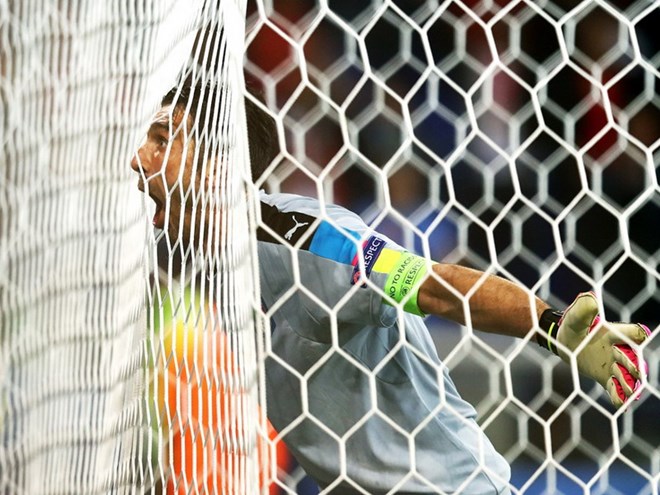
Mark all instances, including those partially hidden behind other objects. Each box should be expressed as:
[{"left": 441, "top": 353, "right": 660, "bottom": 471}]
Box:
[{"left": 284, "top": 215, "right": 309, "bottom": 240}]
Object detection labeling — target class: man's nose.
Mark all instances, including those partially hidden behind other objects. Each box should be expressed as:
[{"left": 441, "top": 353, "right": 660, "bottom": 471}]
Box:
[{"left": 131, "top": 148, "right": 145, "bottom": 174}]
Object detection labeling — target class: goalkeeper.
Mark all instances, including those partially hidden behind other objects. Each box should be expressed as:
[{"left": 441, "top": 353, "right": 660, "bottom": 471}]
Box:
[{"left": 131, "top": 83, "right": 651, "bottom": 495}]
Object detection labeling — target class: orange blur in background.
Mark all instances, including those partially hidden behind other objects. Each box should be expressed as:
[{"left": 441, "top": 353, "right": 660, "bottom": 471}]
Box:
[{"left": 156, "top": 316, "right": 292, "bottom": 494}]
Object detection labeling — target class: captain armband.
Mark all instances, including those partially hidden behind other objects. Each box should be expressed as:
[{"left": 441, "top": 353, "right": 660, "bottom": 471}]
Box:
[{"left": 383, "top": 252, "right": 432, "bottom": 316}]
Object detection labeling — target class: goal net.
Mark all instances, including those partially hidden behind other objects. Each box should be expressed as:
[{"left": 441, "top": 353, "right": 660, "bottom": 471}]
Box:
[
  {"left": 244, "top": 0, "right": 658, "bottom": 494},
  {"left": 1, "top": 0, "right": 265, "bottom": 493},
  {"left": 0, "top": 0, "right": 657, "bottom": 494}
]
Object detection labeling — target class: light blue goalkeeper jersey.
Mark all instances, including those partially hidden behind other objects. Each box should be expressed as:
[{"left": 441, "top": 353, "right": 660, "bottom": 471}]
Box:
[{"left": 257, "top": 192, "right": 511, "bottom": 495}]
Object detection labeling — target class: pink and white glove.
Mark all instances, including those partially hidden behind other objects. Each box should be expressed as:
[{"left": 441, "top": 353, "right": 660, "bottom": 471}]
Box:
[{"left": 540, "top": 292, "right": 651, "bottom": 408}]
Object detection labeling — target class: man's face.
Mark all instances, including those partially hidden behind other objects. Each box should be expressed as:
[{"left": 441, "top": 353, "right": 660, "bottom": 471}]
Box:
[{"left": 131, "top": 104, "right": 200, "bottom": 244}]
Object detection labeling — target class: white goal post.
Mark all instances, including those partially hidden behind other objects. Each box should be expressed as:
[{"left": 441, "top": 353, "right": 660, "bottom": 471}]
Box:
[{"left": 0, "top": 0, "right": 657, "bottom": 494}]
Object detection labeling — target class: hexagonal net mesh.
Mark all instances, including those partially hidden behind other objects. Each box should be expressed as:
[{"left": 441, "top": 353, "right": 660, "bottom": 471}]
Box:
[
  {"left": 1, "top": 1, "right": 658, "bottom": 495},
  {"left": 245, "top": 0, "right": 659, "bottom": 494}
]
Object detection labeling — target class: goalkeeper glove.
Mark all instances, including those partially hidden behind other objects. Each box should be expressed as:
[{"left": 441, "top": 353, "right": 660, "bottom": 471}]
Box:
[{"left": 538, "top": 292, "right": 651, "bottom": 408}]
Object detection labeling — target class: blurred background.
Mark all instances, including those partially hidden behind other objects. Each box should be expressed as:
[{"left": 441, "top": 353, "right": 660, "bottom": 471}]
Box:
[{"left": 243, "top": 0, "right": 659, "bottom": 493}]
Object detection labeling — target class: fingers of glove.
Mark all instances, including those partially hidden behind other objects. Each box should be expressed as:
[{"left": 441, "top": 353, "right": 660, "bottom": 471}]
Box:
[
  {"left": 561, "top": 292, "right": 599, "bottom": 335},
  {"left": 611, "top": 361, "right": 636, "bottom": 397},
  {"left": 606, "top": 322, "right": 651, "bottom": 345},
  {"left": 613, "top": 344, "right": 646, "bottom": 381},
  {"left": 607, "top": 377, "right": 626, "bottom": 409}
]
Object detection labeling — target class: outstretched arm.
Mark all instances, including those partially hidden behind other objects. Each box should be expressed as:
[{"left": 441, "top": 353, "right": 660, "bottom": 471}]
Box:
[
  {"left": 413, "top": 262, "right": 651, "bottom": 408},
  {"left": 417, "top": 263, "right": 549, "bottom": 338}
]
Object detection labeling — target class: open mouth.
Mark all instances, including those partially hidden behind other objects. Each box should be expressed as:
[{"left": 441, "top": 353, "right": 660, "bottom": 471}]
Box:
[
  {"left": 137, "top": 178, "right": 166, "bottom": 229},
  {"left": 151, "top": 194, "right": 166, "bottom": 229}
]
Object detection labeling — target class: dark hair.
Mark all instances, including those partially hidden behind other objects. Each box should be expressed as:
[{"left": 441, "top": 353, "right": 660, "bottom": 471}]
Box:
[{"left": 161, "top": 80, "right": 278, "bottom": 182}]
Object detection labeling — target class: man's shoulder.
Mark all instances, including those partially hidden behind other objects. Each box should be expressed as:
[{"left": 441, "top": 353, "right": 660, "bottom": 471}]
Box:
[
  {"left": 259, "top": 191, "right": 332, "bottom": 215},
  {"left": 257, "top": 191, "right": 405, "bottom": 257},
  {"left": 259, "top": 191, "right": 366, "bottom": 235}
]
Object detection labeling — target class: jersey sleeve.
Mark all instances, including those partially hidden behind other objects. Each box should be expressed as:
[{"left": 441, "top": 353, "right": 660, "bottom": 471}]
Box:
[
  {"left": 257, "top": 194, "right": 434, "bottom": 334},
  {"left": 257, "top": 217, "right": 397, "bottom": 331}
]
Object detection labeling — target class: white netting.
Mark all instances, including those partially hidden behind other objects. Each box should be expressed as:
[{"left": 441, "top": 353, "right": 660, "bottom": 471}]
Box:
[
  {"left": 139, "top": 1, "right": 265, "bottom": 492},
  {"left": 245, "top": 1, "right": 659, "bottom": 494},
  {"left": 1, "top": 0, "right": 263, "bottom": 494},
  {"left": 1, "top": 0, "right": 658, "bottom": 494}
]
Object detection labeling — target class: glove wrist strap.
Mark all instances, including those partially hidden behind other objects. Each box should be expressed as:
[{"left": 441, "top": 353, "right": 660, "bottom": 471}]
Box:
[{"left": 537, "top": 309, "right": 563, "bottom": 355}]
